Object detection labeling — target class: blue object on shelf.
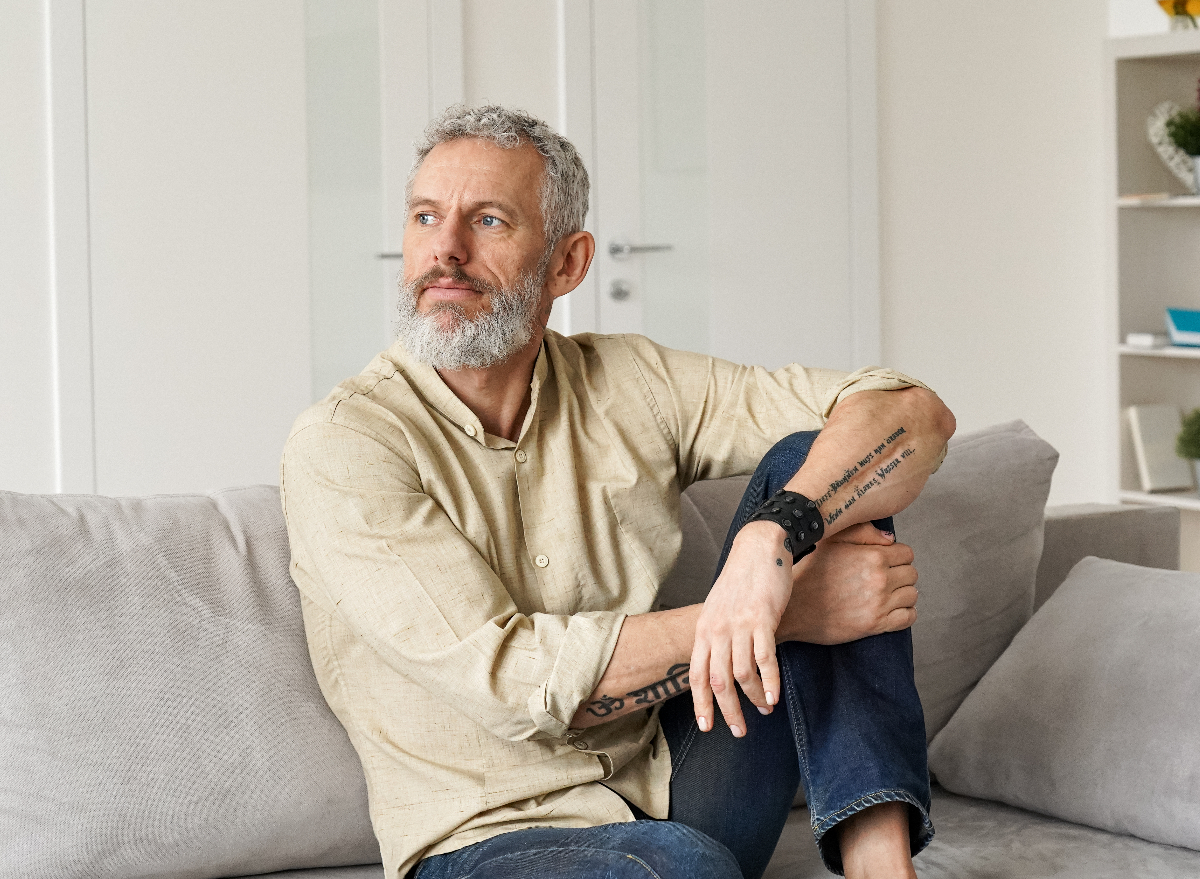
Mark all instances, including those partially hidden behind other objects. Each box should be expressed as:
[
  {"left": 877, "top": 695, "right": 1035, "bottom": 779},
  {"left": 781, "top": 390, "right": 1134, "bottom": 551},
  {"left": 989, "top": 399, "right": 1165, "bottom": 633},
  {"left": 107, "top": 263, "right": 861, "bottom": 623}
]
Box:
[{"left": 1166, "top": 308, "right": 1200, "bottom": 347}]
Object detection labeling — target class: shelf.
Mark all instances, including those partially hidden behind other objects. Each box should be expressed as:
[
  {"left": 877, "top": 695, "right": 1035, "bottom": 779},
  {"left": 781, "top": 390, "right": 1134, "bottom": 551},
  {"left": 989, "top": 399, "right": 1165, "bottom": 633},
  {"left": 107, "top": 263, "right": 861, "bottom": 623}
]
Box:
[
  {"left": 1120, "top": 489, "right": 1200, "bottom": 512},
  {"left": 1118, "top": 195, "right": 1200, "bottom": 207},
  {"left": 1119, "top": 344, "right": 1200, "bottom": 358},
  {"left": 1111, "top": 30, "right": 1200, "bottom": 60}
]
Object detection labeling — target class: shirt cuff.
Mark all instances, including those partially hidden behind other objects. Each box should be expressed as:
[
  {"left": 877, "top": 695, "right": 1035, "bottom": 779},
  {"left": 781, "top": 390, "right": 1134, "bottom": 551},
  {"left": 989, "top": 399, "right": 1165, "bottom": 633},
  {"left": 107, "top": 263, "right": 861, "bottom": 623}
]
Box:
[
  {"left": 826, "top": 367, "right": 933, "bottom": 418},
  {"left": 527, "top": 611, "right": 627, "bottom": 738}
]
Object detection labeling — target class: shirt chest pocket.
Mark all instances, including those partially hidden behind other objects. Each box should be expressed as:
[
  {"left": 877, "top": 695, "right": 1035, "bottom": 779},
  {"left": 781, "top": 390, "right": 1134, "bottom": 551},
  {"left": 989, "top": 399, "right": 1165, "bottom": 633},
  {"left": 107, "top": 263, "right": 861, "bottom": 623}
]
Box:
[{"left": 601, "top": 482, "right": 683, "bottom": 612}]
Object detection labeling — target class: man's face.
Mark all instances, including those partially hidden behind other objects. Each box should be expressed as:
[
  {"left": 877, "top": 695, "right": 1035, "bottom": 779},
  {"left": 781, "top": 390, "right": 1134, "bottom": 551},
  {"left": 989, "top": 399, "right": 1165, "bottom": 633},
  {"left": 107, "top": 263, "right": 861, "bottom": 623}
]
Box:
[
  {"left": 403, "top": 137, "right": 548, "bottom": 308},
  {"left": 396, "top": 138, "right": 551, "bottom": 369}
]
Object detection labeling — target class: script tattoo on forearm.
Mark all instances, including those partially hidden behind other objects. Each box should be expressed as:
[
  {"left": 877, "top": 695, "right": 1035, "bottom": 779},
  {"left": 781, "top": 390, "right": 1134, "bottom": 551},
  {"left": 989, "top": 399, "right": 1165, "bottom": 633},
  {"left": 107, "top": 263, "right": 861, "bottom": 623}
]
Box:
[
  {"left": 816, "top": 426, "right": 916, "bottom": 527},
  {"left": 584, "top": 663, "right": 691, "bottom": 717}
]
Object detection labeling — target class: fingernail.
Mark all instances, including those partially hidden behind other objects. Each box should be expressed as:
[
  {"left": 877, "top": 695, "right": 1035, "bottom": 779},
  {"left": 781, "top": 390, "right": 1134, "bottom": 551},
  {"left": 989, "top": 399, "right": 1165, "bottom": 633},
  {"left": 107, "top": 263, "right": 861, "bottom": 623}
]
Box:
[
  {"left": 757, "top": 706, "right": 771, "bottom": 716},
  {"left": 730, "top": 725, "right": 744, "bottom": 738},
  {"left": 697, "top": 716, "right": 710, "bottom": 732},
  {"left": 766, "top": 691, "right": 776, "bottom": 706}
]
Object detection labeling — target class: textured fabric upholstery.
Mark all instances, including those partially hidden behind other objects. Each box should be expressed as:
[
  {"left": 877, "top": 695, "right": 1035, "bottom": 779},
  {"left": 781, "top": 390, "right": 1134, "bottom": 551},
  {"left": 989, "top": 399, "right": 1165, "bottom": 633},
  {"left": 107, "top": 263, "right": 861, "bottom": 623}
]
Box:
[
  {"left": 929, "top": 557, "right": 1200, "bottom": 852},
  {"left": 0, "top": 487, "right": 380, "bottom": 879},
  {"left": 899, "top": 420, "right": 1058, "bottom": 738},
  {"left": 1036, "top": 503, "right": 1180, "bottom": 611},
  {"left": 763, "top": 785, "right": 1200, "bottom": 878}
]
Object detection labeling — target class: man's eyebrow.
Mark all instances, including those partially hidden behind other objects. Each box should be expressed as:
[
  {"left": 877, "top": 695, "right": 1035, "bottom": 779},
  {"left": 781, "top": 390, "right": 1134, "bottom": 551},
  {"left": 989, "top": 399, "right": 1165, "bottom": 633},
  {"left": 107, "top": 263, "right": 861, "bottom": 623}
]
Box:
[{"left": 408, "top": 197, "right": 523, "bottom": 218}]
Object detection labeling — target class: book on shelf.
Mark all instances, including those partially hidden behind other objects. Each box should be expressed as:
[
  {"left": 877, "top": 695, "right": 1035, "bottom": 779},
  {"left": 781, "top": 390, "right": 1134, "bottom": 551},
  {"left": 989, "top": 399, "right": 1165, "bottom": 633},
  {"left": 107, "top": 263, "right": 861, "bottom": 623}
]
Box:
[
  {"left": 1126, "top": 404, "right": 1195, "bottom": 493},
  {"left": 1166, "top": 309, "right": 1200, "bottom": 347}
]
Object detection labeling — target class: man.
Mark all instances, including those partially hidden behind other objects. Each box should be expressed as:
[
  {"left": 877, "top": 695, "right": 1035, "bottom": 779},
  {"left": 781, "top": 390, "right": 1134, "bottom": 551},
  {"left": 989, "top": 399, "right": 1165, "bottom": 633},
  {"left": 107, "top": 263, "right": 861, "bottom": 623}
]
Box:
[{"left": 281, "top": 105, "right": 955, "bottom": 879}]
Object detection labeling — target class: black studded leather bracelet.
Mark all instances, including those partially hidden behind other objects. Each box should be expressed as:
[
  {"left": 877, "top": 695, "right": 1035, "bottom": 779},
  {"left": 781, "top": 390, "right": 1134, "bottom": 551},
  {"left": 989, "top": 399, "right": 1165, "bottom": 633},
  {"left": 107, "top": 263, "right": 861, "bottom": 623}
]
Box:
[{"left": 745, "top": 489, "right": 825, "bottom": 564}]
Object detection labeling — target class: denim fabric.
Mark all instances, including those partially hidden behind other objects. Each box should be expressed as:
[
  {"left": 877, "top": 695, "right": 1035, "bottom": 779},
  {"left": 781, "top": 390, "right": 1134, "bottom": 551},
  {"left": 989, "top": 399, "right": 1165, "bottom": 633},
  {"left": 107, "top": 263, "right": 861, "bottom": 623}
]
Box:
[
  {"left": 415, "top": 432, "right": 932, "bottom": 879},
  {"left": 710, "top": 431, "right": 933, "bottom": 873}
]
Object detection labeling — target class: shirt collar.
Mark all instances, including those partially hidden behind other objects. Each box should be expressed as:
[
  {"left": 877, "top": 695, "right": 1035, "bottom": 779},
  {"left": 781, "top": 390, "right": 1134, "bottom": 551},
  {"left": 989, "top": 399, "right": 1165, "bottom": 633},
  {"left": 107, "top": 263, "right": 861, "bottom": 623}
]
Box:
[{"left": 386, "top": 337, "right": 551, "bottom": 448}]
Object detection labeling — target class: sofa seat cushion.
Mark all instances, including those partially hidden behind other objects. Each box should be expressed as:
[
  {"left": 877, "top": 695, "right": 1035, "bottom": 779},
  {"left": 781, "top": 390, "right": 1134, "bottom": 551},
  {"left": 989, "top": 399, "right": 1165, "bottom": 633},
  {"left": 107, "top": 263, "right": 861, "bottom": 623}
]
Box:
[
  {"left": 0, "top": 487, "right": 380, "bottom": 879},
  {"left": 763, "top": 786, "right": 1200, "bottom": 878},
  {"left": 228, "top": 868, "right": 384, "bottom": 879}
]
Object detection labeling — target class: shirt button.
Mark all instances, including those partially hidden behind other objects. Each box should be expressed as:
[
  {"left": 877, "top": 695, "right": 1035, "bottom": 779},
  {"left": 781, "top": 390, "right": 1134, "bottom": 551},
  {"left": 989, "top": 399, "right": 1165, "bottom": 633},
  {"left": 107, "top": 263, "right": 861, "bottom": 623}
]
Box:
[
  {"left": 463, "top": 424, "right": 477, "bottom": 437},
  {"left": 534, "top": 554, "right": 549, "bottom": 568},
  {"left": 515, "top": 450, "right": 528, "bottom": 463},
  {"left": 571, "top": 739, "right": 590, "bottom": 751}
]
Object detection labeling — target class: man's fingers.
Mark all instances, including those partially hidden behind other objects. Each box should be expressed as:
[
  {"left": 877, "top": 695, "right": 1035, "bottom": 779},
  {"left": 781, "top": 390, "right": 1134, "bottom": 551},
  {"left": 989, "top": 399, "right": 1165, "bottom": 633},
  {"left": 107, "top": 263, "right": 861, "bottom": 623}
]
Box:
[
  {"left": 689, "top": 645, "right": 714, "bottom": 733},
  {"left": 888, "top": 584, "right": 919, "bottom": 613},
  {"left": 885, "top": 604, "right": 918, "bottom": 631},
  {"left": 879, "top": 540, "right": 915, "bottom": 567},
  {"left": 754, "top": 629, "right": 780, "bottom": 714},
  {"left": 732, "top": 635, "right": 767, "bottom": 714},
  {"left": 826, "top": 522, "right": 895, "bottom": 547},
  {"left": 711, "top": 660, "right": 747, "bottom": 738}
]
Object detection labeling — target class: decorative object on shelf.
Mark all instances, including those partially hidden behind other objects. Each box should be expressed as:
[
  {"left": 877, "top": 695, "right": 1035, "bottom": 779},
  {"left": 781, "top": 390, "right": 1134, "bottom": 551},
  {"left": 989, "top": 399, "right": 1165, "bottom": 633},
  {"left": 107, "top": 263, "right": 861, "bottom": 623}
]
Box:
[
  {"left": 1177, "top": 408, "right": 1200, "bottom": 485},
  {"left": 1167, "top": 307, "right": 1200, "bottom": 345},
  {"left": 1128, "top": 404, "right": 1196, "bottom": 492},
  {"left": 1126, "top": 331, "right": 1172, "bottom": 348},
  {"left": 1166, "top": 82, "right": 1200, "bottom": 192},
  {"left": 1159, "top": 0, "right": 1200, "bottom": 29},
  {"left": 1148, "top": 102, "right": 1198, "bottom": 193}
]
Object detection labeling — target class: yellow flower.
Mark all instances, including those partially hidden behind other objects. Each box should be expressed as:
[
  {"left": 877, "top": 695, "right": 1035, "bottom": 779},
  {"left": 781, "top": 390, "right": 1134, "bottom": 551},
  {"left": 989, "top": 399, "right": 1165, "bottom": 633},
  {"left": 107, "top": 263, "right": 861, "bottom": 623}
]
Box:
[{"left": 1160, "top": 0, "right": 1200, "bottom": 18}]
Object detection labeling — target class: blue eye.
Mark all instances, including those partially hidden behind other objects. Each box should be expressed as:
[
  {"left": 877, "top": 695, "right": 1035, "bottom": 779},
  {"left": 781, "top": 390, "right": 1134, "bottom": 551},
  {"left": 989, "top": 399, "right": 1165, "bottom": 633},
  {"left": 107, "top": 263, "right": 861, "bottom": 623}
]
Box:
[
  {"left": 416, "top": 213, "right": 436, "bottom": 225},
  {"left": 481, "top": 215, "right": 501, "bottom": 227}
]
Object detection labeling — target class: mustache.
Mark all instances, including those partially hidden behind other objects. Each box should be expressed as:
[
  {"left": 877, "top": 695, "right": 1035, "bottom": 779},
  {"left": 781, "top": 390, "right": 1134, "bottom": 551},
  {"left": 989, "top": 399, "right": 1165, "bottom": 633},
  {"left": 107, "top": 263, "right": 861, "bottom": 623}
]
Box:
[{"left": 410, "top": 265, "right": 494, "bottom": 296}]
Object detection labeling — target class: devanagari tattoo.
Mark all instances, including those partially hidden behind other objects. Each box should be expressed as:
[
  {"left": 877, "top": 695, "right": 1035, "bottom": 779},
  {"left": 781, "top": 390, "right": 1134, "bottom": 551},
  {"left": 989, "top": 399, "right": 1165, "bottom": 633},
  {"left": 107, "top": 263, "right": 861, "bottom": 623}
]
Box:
[
  {"left": 583, "top": 663, "right": 692, "bottom": 719},
  {"left": 628, "top": 663, "right": 691, "bottom": 705},
  {"left": 585, "top": 694, "right": 625, "bottom": 717}
]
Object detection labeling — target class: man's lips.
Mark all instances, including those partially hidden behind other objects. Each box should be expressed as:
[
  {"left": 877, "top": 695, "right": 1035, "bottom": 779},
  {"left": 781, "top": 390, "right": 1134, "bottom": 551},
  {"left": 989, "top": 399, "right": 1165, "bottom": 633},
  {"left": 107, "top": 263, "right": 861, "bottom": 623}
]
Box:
[{"left": 422, "top": 279, "right": 481, "bottom": 302}]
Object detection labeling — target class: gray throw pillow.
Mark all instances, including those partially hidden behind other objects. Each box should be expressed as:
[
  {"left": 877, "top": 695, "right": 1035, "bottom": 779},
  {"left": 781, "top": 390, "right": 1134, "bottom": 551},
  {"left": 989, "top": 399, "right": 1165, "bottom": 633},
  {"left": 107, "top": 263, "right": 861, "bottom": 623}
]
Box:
[
  {"left": 0, "top": 487, "right": 380, "bottom": 879},
  {"left": 899, "top": 419, "right": 1058, "bottom": 739},
  {"left": 929, "top": 557, "right": 1200, "bottom": 851}
]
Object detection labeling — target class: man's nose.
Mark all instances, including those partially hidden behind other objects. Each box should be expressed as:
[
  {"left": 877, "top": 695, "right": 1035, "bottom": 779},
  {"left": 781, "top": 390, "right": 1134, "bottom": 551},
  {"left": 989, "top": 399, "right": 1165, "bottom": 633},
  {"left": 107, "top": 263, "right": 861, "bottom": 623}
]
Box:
[{"left": 431, "top": 216, "right": 469, "bottom": 265}]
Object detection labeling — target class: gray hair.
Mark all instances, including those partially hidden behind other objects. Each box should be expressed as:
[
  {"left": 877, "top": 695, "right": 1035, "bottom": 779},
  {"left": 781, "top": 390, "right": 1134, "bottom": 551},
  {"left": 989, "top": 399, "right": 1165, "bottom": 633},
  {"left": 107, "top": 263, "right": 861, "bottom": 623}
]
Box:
[{"left": 407, "top": 104, "right": 589, "bottom": 247}]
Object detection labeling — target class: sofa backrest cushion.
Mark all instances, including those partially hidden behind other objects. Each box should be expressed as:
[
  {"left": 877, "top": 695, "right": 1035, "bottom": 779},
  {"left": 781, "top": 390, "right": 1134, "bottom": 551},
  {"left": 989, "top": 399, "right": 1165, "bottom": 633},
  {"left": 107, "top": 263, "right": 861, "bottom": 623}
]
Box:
[
  {"left": 0, "top": 487, "right": 380, "bottom": 879},
  {"left": 660, "top": 420, "right": 1059, "bottom": 741},
  {"left": 899, "top": 419, "right": 1058, "bottom": 737}
]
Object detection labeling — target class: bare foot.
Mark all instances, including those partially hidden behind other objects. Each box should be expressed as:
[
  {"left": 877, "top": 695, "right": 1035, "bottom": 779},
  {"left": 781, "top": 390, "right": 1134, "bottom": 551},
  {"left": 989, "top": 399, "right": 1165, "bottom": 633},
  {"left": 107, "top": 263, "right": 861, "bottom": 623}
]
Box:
[{"left": 839, "top": 802, "right": 918, "bottom": 879}]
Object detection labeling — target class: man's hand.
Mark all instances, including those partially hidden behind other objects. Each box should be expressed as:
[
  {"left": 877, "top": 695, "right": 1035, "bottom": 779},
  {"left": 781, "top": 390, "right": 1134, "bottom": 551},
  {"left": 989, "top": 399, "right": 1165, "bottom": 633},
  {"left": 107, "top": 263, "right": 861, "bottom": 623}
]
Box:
[
  {"left": 689, "top": 520, "right": 792, "bottom": 738},
  {"left": 690, "top": 521, "right": 920, "bottom": 737},
  {"left": 778, "top": 523, "right": 918, "bottom": 645}
]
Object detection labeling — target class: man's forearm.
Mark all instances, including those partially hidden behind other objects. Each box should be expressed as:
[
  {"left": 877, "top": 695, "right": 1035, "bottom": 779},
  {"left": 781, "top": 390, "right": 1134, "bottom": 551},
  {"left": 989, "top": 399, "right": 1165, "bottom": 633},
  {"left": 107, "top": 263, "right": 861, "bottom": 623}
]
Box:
[
  {"left": 785, "top": 387, "right": 955, "bottom": 535},
  {"left": 569, "top": 605, "right": 701, "bottom": 729}
]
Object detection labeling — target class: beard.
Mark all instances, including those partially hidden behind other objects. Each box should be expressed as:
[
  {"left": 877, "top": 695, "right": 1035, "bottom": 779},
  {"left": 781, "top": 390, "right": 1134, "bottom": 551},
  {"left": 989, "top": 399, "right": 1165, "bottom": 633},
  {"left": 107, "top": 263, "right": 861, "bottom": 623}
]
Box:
[{"left": 395, "top": 252, "right": 551, "bottom": 371}]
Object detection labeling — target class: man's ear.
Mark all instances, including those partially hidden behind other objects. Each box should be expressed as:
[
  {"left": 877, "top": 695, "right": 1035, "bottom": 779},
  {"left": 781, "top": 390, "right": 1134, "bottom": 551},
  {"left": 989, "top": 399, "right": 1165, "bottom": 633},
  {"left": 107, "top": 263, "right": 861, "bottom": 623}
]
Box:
[{"left": 546, "top": 231, "right": 595, "bottom": 300}]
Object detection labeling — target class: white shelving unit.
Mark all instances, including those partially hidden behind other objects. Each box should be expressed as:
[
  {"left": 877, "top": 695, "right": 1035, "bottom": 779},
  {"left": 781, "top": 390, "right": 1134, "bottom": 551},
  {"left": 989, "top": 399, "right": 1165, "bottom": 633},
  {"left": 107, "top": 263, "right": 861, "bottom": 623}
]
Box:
[{"left": 1110, "top": 32, "right": 1200, "bottom": 543}]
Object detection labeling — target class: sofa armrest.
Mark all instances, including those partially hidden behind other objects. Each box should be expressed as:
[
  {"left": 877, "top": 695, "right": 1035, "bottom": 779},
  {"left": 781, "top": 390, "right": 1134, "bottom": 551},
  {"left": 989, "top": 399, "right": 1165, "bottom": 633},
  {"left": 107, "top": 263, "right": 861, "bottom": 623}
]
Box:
[{"left": 1035, "top": 504, "right": 1180, "bottom": 611}]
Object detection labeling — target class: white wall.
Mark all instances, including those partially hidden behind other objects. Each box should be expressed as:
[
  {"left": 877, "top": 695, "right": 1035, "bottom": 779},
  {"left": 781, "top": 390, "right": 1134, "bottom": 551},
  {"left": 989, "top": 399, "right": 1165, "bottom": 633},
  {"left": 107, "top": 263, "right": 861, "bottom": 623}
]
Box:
[
  {"left": 876, "top": 1, "right": 1110, "bottom": 505},
  {"left": 1111, "top": 0, "right": 1172, "bottom": 37},
  {"left": 0, "top": 2, "right": 57, "bottom": 493}
]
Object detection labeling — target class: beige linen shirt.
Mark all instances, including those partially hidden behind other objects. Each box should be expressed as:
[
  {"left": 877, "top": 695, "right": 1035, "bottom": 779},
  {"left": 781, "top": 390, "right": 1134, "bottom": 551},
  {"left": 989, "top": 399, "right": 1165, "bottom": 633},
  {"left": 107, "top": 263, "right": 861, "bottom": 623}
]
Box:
[{"left": 280, "top": 330, "right": 926, "bottom": 878}]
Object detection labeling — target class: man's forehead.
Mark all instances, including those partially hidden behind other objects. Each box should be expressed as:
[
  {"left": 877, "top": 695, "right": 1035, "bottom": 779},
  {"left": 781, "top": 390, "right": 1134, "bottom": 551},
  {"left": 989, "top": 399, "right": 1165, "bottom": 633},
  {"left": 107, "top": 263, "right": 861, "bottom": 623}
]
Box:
[{"left": 414, "top": 138, "right": 544, "bottom": 194}]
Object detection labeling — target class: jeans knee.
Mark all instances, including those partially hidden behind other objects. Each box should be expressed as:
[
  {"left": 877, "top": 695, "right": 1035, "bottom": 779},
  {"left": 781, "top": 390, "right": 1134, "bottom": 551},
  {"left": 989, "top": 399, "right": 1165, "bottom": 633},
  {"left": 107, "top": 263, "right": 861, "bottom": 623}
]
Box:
[{"left": 625, "top": 821, "right": 743, "bottom": 879}]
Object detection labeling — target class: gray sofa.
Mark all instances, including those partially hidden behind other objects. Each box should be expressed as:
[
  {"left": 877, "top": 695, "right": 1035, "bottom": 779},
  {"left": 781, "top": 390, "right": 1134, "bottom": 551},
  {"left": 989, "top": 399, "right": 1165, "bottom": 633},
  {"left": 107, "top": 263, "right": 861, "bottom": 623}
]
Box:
[{"left": 3, "top": 420, "right": 1199, "bottom": 878}]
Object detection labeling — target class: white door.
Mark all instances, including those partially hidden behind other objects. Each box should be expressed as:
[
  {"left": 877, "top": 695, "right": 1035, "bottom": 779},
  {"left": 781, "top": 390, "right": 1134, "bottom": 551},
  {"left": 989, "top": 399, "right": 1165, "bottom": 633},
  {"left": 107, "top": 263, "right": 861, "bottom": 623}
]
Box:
[{"left": 564, "top": 0, "right": 880, "bottom": 372}]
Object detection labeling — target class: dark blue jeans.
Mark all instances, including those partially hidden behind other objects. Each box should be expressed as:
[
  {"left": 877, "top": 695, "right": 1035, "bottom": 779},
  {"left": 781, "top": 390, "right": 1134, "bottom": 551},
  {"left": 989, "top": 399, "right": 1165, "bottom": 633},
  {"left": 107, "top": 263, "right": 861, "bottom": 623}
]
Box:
[{"left": 415, "top": 432, "right": 933, "bottom": 879}]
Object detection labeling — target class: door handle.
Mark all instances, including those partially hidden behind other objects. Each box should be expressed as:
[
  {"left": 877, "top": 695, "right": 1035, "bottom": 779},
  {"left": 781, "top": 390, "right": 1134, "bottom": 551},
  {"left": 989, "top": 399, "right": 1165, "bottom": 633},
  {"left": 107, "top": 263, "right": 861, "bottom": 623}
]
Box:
[{"left": 608, "top": 240, "right": 674, "bottom": 260}]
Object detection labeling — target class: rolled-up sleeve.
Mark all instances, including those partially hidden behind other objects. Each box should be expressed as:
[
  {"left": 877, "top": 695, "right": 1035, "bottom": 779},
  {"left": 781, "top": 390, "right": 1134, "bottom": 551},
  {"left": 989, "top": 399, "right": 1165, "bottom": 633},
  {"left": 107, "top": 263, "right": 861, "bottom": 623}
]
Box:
[
  {"left": 611, "top": 336, "right": 932, "bottom": 486},
  {"left": 281, "top": 421, "right": 624, "bottom": 743}
]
